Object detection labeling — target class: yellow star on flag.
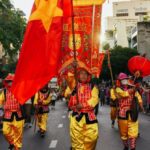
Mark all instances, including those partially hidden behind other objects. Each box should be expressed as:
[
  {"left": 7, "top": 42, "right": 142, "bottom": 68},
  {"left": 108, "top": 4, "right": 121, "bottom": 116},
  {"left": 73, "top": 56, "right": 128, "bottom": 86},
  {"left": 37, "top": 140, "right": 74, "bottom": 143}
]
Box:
[{"left": 29, "top": 0, "right": 63, "bottom": 32}]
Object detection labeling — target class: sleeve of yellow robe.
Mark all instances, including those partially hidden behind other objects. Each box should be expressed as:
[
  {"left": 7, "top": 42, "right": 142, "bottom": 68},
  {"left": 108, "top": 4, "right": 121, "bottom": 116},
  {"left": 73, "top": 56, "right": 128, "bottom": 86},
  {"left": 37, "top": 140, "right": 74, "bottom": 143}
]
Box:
[
  {"left": 110, "top": 88, "right": 117, "bottom": 101},
  {"left": 135, "top": 91, "right": 142, "bottom": 103},
  {"left": 34, "top": 92, "right": 51, "bottom": 105},
  {"left": 86, "top": 86, "right": 99, "bottom": 108},
  {"left": 42, "top": 95, "right": 51, "bottom": 105},
  {"left": 34, "top": 93, "right": 38, "bottom": 105},
  {"left": 0, "top": 91, "right": 5, "bottom": 107},
  {"left": 64, "top": 86, "right": 72, "bottom": 98},
  {"left": 116, "top": 87, "right": 129, "bottom": 98}
]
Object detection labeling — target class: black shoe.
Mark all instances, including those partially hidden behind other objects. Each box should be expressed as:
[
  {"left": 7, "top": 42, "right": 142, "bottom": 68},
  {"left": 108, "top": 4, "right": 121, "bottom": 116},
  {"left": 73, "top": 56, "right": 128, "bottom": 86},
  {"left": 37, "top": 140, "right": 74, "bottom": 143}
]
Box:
[
  {"left": 37, "top": 129, "right": 41, "bottom": 133},
  {"left": 8, "top": 144, "right": 14, "bottom": 150},
  {"left": 40, "top": 131, "right": 45, "bottom": 138},
  {"left": 111, "top": 120, "right": 115, "bottom": 128},
  {"left": 123, "top": 147, "right": 129, "bottom": 150}
]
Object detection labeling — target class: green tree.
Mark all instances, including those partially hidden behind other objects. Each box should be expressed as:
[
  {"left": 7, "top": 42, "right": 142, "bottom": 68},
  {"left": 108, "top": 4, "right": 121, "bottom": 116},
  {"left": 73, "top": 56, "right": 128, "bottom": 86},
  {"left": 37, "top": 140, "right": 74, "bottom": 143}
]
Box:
[
  {"left": 0, "top": 0, "right": 26, "bottom": 62},
  {"left": 102, "top": 42, "right": 110, "bottom": 50},
  {"left": 100, "top": 46, "right": 138, "bottom": 80}
]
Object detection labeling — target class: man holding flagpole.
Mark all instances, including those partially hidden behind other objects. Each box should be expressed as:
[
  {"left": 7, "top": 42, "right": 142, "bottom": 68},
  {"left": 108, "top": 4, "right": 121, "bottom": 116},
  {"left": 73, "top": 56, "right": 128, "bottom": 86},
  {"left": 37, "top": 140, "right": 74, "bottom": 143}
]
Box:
[{"left": 68, "top": 67, "right": 99, "bottom": 150}]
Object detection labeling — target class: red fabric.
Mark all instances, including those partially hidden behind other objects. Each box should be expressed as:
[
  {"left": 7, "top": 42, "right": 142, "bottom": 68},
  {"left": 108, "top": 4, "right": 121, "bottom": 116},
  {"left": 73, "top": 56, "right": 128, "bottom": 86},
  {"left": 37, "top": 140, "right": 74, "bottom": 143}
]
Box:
[
  {"left": 4, "top": 90, "right": 22, "bottom": 120},
  {"left": 118, "top": 89, "right": 133, "bottom": 118},
  {"left": 5, "top": 74, "right": 14, "bottom": 81},
  {"left": 36, "top": 92, "right": 50, "bottom": 112},
  {"left": 59, "top": 5, "right": 102, "bottom": 78},
  {"left": 128, "top": 56, "right": 150, "bottom": 77},
  {"left": 63, "top": 0, "right": 72, "bottom": 17},
  {"left": 4, "top": 90, "right": 20, "bottom": 111},
  {"left": 68, "top": 83, "right": 92, "bottom": 110},
  {"left": 68, "top": 83, "right": 96, "bottom": 121},
  {"left": 11, "top": 0, "right": 63, "bottom": 104},
  {"left": 130, "top": 138, "right": 136, "bottom": 149}
]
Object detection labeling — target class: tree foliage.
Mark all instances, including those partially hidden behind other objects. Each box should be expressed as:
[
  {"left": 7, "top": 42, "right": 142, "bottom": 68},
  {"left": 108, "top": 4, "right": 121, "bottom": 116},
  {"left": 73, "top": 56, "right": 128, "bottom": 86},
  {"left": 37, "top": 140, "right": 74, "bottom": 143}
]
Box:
[
  {"left": 100, "top": 46, "right": 138, "bottom": 80},
  {"left": 0, "top": 0, "right": 26, "bottom": 62},
  {"left": 102, "top": 42, "right": 110, "bottom": 51}
]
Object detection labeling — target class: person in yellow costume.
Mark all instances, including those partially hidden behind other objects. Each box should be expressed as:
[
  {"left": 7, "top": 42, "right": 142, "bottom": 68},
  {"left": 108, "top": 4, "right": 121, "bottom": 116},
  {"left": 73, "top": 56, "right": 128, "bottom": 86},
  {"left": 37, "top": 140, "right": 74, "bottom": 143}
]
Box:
[
  {"left": 110, "top": 85, "right": 118, "bottom": 128},
  {"left": 34, "top": 84, "right": 51, "bottom": 137},
  {"left": 68, "top": 67, "right": 99, "bottom": 150},
  {"left": 0, "top": 74, "right": 24, "bottom": 150},
  {"left": 115, "top": 73, "right": 144, "bottom": 150}
]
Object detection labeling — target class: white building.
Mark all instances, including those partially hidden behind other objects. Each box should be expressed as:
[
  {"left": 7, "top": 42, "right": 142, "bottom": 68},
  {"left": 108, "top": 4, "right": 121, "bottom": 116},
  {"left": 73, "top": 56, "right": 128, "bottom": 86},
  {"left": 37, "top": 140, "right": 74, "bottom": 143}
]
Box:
[
  {"left": 137, "top": 22, "right": 150, "bottom": 59},
  {"left": 104, "top": 0, "right": 150, "bottom": 48}
]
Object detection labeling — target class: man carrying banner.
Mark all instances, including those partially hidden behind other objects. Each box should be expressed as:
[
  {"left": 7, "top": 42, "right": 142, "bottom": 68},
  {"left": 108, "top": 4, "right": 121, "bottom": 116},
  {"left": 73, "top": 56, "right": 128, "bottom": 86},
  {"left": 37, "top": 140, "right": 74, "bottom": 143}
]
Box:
[
  {"left": 68, "top": 67, "right": 99, "bottom": 150},
  {"left": 115, "top": 73, "right": 144, "bottom": 150},
  {"left": 34, "top": 84, "right": 51, "bottom": 137},
  {"left": 0, "top": 74, "right": 24, "bottom": 150}
]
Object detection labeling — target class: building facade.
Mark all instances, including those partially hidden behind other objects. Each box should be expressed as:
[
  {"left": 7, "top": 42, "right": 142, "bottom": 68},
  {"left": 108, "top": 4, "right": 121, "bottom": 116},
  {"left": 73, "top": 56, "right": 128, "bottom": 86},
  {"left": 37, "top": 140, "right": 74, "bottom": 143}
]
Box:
[{"left": 104, "top": 0, "right": 150, "bottom": 48}]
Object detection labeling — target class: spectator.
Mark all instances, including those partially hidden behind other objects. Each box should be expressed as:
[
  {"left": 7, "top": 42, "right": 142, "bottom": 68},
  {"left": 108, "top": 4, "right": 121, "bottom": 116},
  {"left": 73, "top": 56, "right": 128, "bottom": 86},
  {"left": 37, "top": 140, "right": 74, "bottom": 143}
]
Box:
[
  {"left": 24, "top": 98, "right": 33, "bottom": 128},
  {"left": 105, "top": 86, "right": 110, "bottom": 105},
  {"left": 51, "top": 90, "right": 57, "bottom": 110},
  {"left": 100, "top": 86, "right": 105, "bottom": 106}
]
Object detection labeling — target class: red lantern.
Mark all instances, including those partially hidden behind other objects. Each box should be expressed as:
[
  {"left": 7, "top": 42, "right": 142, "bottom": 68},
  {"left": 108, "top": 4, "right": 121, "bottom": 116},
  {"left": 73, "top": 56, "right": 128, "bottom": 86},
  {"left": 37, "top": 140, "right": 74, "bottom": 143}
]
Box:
[{"left": 128, "top": 56, "right": 150, "bottom": 77}]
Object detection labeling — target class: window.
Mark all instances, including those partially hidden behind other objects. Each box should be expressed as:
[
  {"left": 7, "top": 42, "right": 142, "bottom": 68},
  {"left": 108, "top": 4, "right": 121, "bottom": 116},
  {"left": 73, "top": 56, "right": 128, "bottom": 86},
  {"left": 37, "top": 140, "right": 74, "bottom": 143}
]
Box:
[
  {"left": 135, "top": 12, "right": 147, "bottom": 16},
  {"left": 116, "top": 13, "right": 128, "bottom": 17}
]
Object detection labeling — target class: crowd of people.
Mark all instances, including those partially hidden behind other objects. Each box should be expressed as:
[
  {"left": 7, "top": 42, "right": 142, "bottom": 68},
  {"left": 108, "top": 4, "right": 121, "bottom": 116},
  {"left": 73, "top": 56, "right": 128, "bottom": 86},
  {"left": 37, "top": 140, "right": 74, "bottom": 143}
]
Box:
[{"left": 0, "top": 69, "right": 150, "bottom": 150}]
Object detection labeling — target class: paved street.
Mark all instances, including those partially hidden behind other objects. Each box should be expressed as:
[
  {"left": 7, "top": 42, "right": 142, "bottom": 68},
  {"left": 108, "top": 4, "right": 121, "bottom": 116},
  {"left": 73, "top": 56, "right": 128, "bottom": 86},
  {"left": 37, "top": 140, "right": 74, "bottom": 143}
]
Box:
[{"left": 0, "top": 101, "right": 150, "bottom": 150}]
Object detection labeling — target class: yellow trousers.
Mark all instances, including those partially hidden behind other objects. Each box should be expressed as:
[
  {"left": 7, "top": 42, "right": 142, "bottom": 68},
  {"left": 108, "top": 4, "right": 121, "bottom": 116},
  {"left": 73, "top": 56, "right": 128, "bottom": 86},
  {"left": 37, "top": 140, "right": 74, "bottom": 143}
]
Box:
[
  {"left": 38, "top": 113, "right": 48, "bottom": 131},
  {"left": 118, "top": 118, "right": 138, "bottom": 140},
  {"left": 70, "top": 116, "right": 99, "bottom": 150},
  {"left": 3, "top": 118, "right": 24, "bottom": 149},
  {"left": 110, "top": 107, "right": 117, "bottom": 121}
]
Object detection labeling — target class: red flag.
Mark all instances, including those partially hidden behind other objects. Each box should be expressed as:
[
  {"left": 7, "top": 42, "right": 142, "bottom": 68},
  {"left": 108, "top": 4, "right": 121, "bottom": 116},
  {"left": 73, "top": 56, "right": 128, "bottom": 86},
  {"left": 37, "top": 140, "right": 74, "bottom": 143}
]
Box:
[{"left": 11, "top": 0, "right": 63, "bottom": 104}]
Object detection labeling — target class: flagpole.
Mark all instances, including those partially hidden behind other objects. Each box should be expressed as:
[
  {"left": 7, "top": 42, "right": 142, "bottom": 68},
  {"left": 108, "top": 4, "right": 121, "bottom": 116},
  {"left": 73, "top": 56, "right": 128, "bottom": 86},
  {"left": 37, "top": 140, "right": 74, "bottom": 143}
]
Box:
[
  {"left": 107, "top": 50, "right": 114, "bottom": 86},
  {"left": 71, "top": 0, "right": 79, "bottom": 103},
  {"left": 91, "top": 4, "right": 96, "bottom": 73}
]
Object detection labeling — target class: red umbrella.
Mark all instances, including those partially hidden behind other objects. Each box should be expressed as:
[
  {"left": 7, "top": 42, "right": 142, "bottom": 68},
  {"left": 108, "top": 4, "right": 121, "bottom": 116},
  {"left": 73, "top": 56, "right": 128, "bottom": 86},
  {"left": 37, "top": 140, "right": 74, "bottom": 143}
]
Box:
[{"left": 128, "top": 56, "right": 150, "bottom": 77}]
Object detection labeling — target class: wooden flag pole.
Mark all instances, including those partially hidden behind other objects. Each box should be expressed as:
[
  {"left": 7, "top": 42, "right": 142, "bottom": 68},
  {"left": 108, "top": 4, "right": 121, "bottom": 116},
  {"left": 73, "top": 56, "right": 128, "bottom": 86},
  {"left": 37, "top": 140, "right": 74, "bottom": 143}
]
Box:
[
  {"left": 91, "top": 4, "right": 96, "bottom": 73},
  {"left": 71, "top": 0, "right": 79, "bottom": 103},
  {"left": 107, "top": 50, "right": 114, "bottom": 86}
]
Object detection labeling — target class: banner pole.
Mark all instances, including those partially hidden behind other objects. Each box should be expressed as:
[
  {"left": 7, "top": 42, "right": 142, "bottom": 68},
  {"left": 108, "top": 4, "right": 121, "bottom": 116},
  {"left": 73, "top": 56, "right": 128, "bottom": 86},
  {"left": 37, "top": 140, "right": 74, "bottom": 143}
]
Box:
[
  {"left": 107, "top": 50, "right": 114, "bottom": 86},
  {"left": 71, "top": 0, "right": 79, "bottom": 104}
]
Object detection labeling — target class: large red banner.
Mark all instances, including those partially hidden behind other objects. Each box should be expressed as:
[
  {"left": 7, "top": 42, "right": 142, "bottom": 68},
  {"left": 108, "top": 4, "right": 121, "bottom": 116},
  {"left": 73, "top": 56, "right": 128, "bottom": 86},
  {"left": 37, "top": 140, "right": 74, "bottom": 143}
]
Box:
[{"left": 59, "top": 5, "right": 102, "bottom": 77}]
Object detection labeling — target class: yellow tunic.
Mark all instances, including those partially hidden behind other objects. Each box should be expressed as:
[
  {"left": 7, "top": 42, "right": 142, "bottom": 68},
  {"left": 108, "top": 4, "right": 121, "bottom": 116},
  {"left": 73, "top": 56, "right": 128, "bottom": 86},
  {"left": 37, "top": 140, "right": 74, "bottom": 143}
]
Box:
[
  {"left": 0, "top": 90, "right": 24, "bottom": 149},
  {"left": 116, "top": 87, "right": 143, "bottom": 140},
  {"left": 34, "top": 92, "right": 51, "bottom": 131},
  {"left": 70, "top": 86, "right": 99, "bottom": 150},
  {"left": 0, "top": 91, "right": 5, "bottom": 106},
  {"left": 110, "top": 88, "right": 117, "bottom": 121}
]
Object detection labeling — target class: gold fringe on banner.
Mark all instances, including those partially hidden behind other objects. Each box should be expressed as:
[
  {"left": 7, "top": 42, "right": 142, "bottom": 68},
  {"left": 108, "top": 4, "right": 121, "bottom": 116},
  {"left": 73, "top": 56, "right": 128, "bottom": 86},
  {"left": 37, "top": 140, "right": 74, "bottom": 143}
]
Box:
[{"left": 73, "top": 0, "right": 105, "bottom": 6}]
